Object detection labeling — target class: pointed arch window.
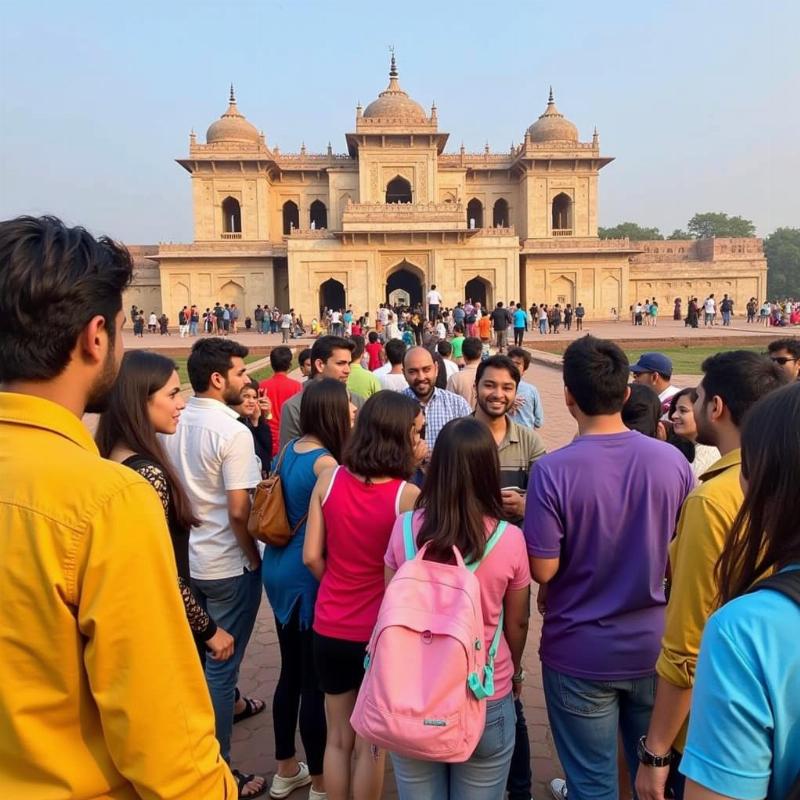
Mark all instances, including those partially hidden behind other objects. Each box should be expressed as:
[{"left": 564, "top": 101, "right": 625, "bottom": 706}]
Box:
[
  {"left": 467, "top": 198, "right": 483, "bottom": 229},
  {"left": 309, "top": 200, "right": 327, "bottom": 229},
  {"left": 493, "top": 198, "right": 509, "bottom": 228},
  {"left": 222, "top": 197, "right": 241, "bottom": 234},
  {"left": 282, "top": 200, "right": 299, "bottom": 235},
  {"left": 386, "top": 176, "right": 412, "bottom": 204},
  {"left": 552, "top": 193, "right": 572, "bottom": 234}
]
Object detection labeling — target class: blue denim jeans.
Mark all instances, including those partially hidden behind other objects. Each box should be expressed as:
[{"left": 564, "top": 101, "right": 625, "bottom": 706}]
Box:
[
  {"left": 390, "top": 692, "right": 515, "bottom": 800},
  {"left": 192, "top": 569, "right": 262, "bottom": 762},
  {"left": 543, "top": 666, "right": 656, "bottom": 800},
  {"left": 506, "top": 698, "right": 532, "bottom": 800}
]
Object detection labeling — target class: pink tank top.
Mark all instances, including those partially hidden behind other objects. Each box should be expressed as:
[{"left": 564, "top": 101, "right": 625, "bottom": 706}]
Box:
[{"left": 314, "top": 467, "right": 407, "bottom": 642}]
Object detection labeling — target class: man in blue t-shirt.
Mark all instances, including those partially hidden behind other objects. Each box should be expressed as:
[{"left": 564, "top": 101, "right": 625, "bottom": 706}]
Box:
[
  {"left": 524, "top": 336, "right": 694, "bottom": 798},
  {"left": 512, "top": 303, "right": 528, "bottom": 347}
]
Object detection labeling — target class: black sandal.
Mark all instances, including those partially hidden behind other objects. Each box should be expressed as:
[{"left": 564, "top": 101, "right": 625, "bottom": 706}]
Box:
[
  {"left": 232, "top": 769, "right": 267, "bottom": 799},
  {"left": 233, "top": 695, "right": 266, "bottom": 724}
]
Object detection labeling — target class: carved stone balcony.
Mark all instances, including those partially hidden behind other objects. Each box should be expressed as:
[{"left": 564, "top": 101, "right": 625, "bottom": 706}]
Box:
[
  {"left": 340, "top": 201, "right": 467, "bottom": 233},
  {"left": 552, "top": 228, "right": 573, "bottom": 237},
  {"left": 220, "top": 232, "right": 242, "bottom": 240}
]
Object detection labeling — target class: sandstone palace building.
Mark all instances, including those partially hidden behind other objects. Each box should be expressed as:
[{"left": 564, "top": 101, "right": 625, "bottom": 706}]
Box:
[{"left": 130, "top": 56, "right": 767, "bottom": 319}]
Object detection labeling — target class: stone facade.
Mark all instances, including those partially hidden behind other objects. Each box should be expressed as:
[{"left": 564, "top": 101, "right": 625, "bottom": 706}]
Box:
[{"left": 139, "top": 59, "right": 766, "bottom": 321}]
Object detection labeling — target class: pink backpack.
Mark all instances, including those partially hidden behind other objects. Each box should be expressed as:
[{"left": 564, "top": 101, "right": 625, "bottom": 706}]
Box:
[{"left": 350, "top": 511, "right": 508, "bottom": 762}]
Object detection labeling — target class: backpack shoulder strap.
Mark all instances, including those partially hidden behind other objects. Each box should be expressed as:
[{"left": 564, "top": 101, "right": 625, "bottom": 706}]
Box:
[
  {"left": 402, "top": 511, "right": 417, "bottom": 561},
  {"left": 466, "top": 521, "right": 508, "bottom": 574},
  {"left": 746, "top": 570, "right": 800, "bottom": 605}
]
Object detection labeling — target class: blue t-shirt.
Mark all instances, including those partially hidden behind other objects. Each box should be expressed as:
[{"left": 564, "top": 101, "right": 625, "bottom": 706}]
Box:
[
  {"left": 680, "top": 566, "right": 800, "bottom": 800},
  {"left": 513, "top": 309, "right": 527, "bottom": 328},
  {"left": 524, "top": 431, "right": 695, "bottom": 679}
]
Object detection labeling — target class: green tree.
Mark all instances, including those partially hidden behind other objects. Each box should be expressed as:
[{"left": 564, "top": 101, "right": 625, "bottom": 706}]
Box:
[
  {"left": 598, "top": 222, "right": 663, "bottom": 240},
  {"left": 687, "top": 212, "right": 756, "bottom": 239},
  {"left": 667, "top": 229, "right": 690, "bottom": 239},
  {"left": 764, "top": 227, "right": 800, "bottom": 298}
]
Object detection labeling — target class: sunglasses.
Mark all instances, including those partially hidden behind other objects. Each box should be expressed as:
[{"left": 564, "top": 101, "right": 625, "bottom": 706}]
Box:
[{"left": 770, "top": 356, "right": 798, "bottom": 365}]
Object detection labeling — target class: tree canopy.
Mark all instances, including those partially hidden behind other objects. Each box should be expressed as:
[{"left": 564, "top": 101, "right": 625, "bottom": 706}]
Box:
[
  {"left": 598, "top": 222, "right": 663, "bottom": 240},
  {"left": 687, "top": 212, "right": 756, "bottom": 239},
  {"left": 764, "top": 228, "right": 800, "bottom": 298}
]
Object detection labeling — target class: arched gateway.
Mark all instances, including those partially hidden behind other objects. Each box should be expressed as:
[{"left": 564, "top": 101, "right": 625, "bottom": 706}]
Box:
[{"left": 386, "top": 261, "right": 424, "bottom": 307}]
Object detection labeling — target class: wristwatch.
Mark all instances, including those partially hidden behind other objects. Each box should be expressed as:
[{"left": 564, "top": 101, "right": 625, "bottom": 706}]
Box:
[
  {"left": 512, "top": 669, "right": 526, "bottom": 684},
  {"left": 637, "top": 735, "right": 675, "bottom": 767}
]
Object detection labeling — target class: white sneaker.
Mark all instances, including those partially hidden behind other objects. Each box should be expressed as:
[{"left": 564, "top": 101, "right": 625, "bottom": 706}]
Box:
[
  {"left": 269, "top": 762, "right": 311, "bottom": 799},
  {"left": 308, "top": 789, "right": 327, "bottom": 800},
  {"left": 550, "top": 778, "right": 568, "bottom": 799}
]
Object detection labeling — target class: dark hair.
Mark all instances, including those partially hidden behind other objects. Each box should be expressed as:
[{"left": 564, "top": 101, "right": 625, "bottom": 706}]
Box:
[
  {"left": 243, "top": 377, "right": 259, "bottom": 394},
  {"left": 415, "top": 417, "right": 504, "bottom": 563},
  {"left": 716, "top": 383, "right": 800, "bottom": 603},
  {"left": 462, "top": 336, "right": 483, "bottom": 361},
  {"left": 453, "top": 324, "right": 464, "bottom": 334},
  {"left": 187, "top": 337, "right": 249, "bottom": 392},
  {"left": 350, "top": 334, "right": 366, "bottom": 361},
  {"left": 385, "top": 338, "right": 406, "bottom": 366},
  {"left": 667, "top": 387, "right": 698, "bottom": 420},
  {"left": 507, "top": 346, "right": 531, "bottom": 371},
  {"left": 563, "top": 335, "right": 629, "bottom": 415},
  {"left": 298, "top": 347, "right": 312, "bottom": 367},
  {"left": 767, "top": 337, "right": 800, "bottom": 358},
  {"left": 343, "top": 392, "right": 420, "bottom": 480},
  {"left": 699, "top": 351, "right": 787, "bottom": 426},
  {"left": 0, "top": 215, "right": 133, "bottom": 381},
  {"left": 310, "top": 335, "right": 354, "bottom": 377},
  {"left": 437, "top": 340, "right": 452, "bottom": 358},
  {"left": 432, "top": 352, "right": 448, "bottom": 389},
  {"left": 269, "top": 345, "right": 293, "bottom": 372},
  {"left": 368, "top": 331, "right": 379, "bottom": 343},
  {"left": 95, "top": 351, "right": 198, "bottom": 530},
  {"left": 622, "top": 383, "right": 661, "bottom": 437},
  {"left": 298, "top": 378, "right": 350, "bottom": 462},
  {"left": 476, "top": 355, "right": 520, "bottom": 386}
]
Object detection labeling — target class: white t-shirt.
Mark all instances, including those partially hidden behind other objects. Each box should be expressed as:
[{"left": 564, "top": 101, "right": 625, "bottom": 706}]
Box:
[
  {"left": 436, "top": 322, "right": 447, "bottom": 339},
  {"left": 378, "top": 307, "right": 390, "bottom": 325},
  {"left": 161, "top": 397, "right": 261, "bottom": 580},
  {"left": 380, "top": 372, "right": 410, "bottom": 392},
  {"left": 441, "top": 359, "right": 459, "bottom": 379},
  {"left": 427, "top": 290, "right": 442, "bottom": 306},
  {"left": 281, "top": 313, "right": 292, "bottom": 329},
  {"left": 149, "top": 313, "right": 157, "bottom": 326},
  {"left": 704, "top": 298, "right": 716, "bottom": 314},
  {"left": 331, "top": 311, "right": 342, "bottom": 324},
  {"left": 373, "top": 362, "right": 393, "bottom": 377}
]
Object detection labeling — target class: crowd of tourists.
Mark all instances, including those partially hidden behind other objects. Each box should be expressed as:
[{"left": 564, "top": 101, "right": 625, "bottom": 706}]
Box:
[{"left": 1, "top": 215, "right": 799, "bottom": 800}]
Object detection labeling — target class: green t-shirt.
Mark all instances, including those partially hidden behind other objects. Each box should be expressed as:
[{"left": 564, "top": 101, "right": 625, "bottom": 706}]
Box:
[
  {"left": 346, "top": 364, "right": 382, "bottom": 399},
  {"left": 451, "top": 336, "right": 465, "bottom": 359}
]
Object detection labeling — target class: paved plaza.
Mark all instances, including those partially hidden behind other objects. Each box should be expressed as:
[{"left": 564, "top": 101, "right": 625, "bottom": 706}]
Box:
[{"left": 123, "top": 317, "right": 790, "bottom": 798}]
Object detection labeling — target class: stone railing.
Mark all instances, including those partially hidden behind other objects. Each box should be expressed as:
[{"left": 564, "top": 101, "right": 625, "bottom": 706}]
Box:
[
  {"left": 522, "top": 236, "right": 635, "bottom": 251},
  {"left": 471, "top": 226, "right": 516, "bottom": 237},
  {"left": 157, "top": 240, "right": 287, "bottom": 256},
  {"left": 552, "top": 228, "right": 573, "bottom": 237},
  {"left": 341, "top": 200, "right": 466, "bottom": 232},
  {"left": 220, "top": 232, "right": 242, "bottom": 240},
  {"left": 286, "top": 228, "right": 336, "bottom": 239}
]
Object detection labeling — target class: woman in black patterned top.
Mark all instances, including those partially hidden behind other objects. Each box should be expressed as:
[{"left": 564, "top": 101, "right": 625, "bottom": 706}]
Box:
[{"left": 96, "top": 350, "right": 234, "bottom": 661}]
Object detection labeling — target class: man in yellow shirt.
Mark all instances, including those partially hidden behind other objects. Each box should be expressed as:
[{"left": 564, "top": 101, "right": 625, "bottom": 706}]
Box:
[
  {"left": 636, "top": 351, "right": 786, "bottom": 800},
  {"left": 0, "top": 217, "right": 236, "bottom": 799}
]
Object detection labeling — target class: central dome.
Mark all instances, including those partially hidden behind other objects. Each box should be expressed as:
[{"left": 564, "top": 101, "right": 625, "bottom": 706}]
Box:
[
  {"left": 527, "top": 88, "right": 578, "bottom": 143},
  {"left": 362, "top": 55, "right": 428, "bottom": 123},
  {"left": 206, "top": 86, "right": 260, "bottom": 144}
]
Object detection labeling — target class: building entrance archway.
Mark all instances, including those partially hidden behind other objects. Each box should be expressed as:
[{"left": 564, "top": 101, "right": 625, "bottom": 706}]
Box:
[
  {"left": 319, "top": 278, "right": 346, "bottom": 313},
  {"left": 465, "top": 276, "right": 492, "bottom": 309},
  {"left": 386, "top": 262, "right": 424, "bottom": 308}
]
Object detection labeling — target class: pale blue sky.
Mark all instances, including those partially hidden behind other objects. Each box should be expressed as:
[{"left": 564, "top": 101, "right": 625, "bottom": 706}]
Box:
[{"left": 1, "top": 0, "right": 798, "bottom": 242}]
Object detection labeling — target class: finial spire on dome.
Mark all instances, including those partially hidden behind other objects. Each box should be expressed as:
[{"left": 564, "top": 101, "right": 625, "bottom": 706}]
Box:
[
  {"left": 548, "top": 86, "right": 554, "bottom": 104},
  {"left": 389, "top": 46, "right": 397, "bottom": 78},
  {"left": 230, "top": 83, "right": 236, "bottom": 103}
]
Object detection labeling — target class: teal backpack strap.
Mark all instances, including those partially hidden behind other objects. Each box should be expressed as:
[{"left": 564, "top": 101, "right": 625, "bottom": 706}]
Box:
[
  {"left": 466, "top": 520, "right": 509, "bottom": 700},
  {"left": 402, "top": 511, "right": 417, "bottom": 561}
]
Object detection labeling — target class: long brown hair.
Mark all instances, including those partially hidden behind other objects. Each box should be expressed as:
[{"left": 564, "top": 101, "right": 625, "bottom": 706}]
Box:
[
  {"left": 96, "top": 350, "right": 198, "bottom": 529},
  {"left": 299, "top": 378, "right": 351, "bottom": 462},
  {"left": 343, "top": 391, "right": 420, "bottom": 480},
  {"left": 415, "top": 417, "right": 504, "bottom": 563},
  {"left": 716, "top": 383, "right": 800, "bottom": 604}
]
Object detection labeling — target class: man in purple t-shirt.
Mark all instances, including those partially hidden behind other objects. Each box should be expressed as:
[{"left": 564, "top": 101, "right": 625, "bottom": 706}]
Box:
[{"left": 524, "top": 336, "right": 694, "bottom": 799}]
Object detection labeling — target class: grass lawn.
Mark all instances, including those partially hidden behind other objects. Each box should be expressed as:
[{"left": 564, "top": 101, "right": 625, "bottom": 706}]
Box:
[{"left": 624, "top": 345, "right": 767, "bottom": 375}]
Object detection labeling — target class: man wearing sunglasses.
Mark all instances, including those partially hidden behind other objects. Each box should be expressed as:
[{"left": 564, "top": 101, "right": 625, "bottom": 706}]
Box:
[{"left": 767, "top": 337, "right": 800, "bottom": 381}]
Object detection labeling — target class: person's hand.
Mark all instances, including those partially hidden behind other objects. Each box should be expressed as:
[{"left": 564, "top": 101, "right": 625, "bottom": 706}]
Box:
[
  {"left": 536, "top": 583, "right": 548, "bottom": 616},
  {"left": 510, "top": 395, "right": 525, "bottom": 413},
  {"left": 206, "top": 626, "right": 235, "bottom": 661},
  {"left": 413, "top": 437, "right": 429, "bottom": 468},
  {"left": 257, "top": 395, "right": 272, "bottom": 419},
  {"left": 635, "top": 763, "right": 671, "bottom": 800},
  {"left": 501, "top": 489, "right": 525, "bottom": 519},
  {"left": 512, "top": 678, "right": 523, "bottom": 699}
]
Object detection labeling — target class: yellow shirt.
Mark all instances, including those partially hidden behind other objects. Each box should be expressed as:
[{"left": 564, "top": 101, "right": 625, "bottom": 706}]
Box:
[
  {"left": 656, "top": 448, "right": 743, "bottom": 752},
  {"left": 0, "top": 393, "right": 236, "bottom": 800}
]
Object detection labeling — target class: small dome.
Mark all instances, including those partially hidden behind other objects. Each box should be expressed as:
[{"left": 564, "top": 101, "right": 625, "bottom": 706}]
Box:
[
  {"left": 527, "top": 88, "right": 578, "bottom": 143},
  {"left": 362, "top": 55, "right": 428, "bottom": 123},
  {"left": 206, "top": 86, "right": 260, "bottom": 144}
]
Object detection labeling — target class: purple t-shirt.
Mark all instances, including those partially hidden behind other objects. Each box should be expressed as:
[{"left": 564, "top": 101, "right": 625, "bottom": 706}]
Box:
[{"left": 524, "top": 430, "right": 694, "bottom": 680}]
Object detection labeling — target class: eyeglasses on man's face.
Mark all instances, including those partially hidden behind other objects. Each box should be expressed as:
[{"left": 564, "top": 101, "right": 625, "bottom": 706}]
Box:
[{"left": 770, "top": 356, "right": 798, "bottom": 365}]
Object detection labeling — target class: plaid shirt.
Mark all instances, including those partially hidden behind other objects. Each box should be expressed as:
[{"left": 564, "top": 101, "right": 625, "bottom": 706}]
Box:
[{"left": 403, "top": 386, "right": 471, "bottom": 451}]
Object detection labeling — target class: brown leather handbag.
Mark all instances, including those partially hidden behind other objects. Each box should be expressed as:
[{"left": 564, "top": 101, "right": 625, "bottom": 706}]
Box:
[{"left": 247, "top": 443, "right": 307, "bottom": 547}]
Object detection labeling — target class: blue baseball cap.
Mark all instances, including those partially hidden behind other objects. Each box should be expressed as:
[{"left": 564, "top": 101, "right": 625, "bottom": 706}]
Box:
[{"left": 630, "top": 352, "right": 673, "bottom": 377}]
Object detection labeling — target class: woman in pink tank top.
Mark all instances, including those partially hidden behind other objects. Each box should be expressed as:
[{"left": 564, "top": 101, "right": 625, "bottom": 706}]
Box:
[{"left": 304, "top": 391, "right": 424, "bottom": 800}]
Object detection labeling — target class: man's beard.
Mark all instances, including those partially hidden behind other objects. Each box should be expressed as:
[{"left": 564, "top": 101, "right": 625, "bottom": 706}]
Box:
[
  {"left": 477, "top": 397, "right": 511, "bottom": 419},
  {"left": 84, "top": 347, "right": 119, "bottom": 414},
  {"left": 223, "top": 381, "right": 244, "bottom": 406}
]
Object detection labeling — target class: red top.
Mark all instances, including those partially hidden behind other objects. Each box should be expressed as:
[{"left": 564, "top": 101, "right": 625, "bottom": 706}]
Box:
[
  {"left": 314, "top": 468, "right": 407, "bottom": 642},
  {"left": 365, "top": 342, "right": 383, "bottom": 371},
  {"left": 259, "top": 372, "right": 302, "bottom": 456}
]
